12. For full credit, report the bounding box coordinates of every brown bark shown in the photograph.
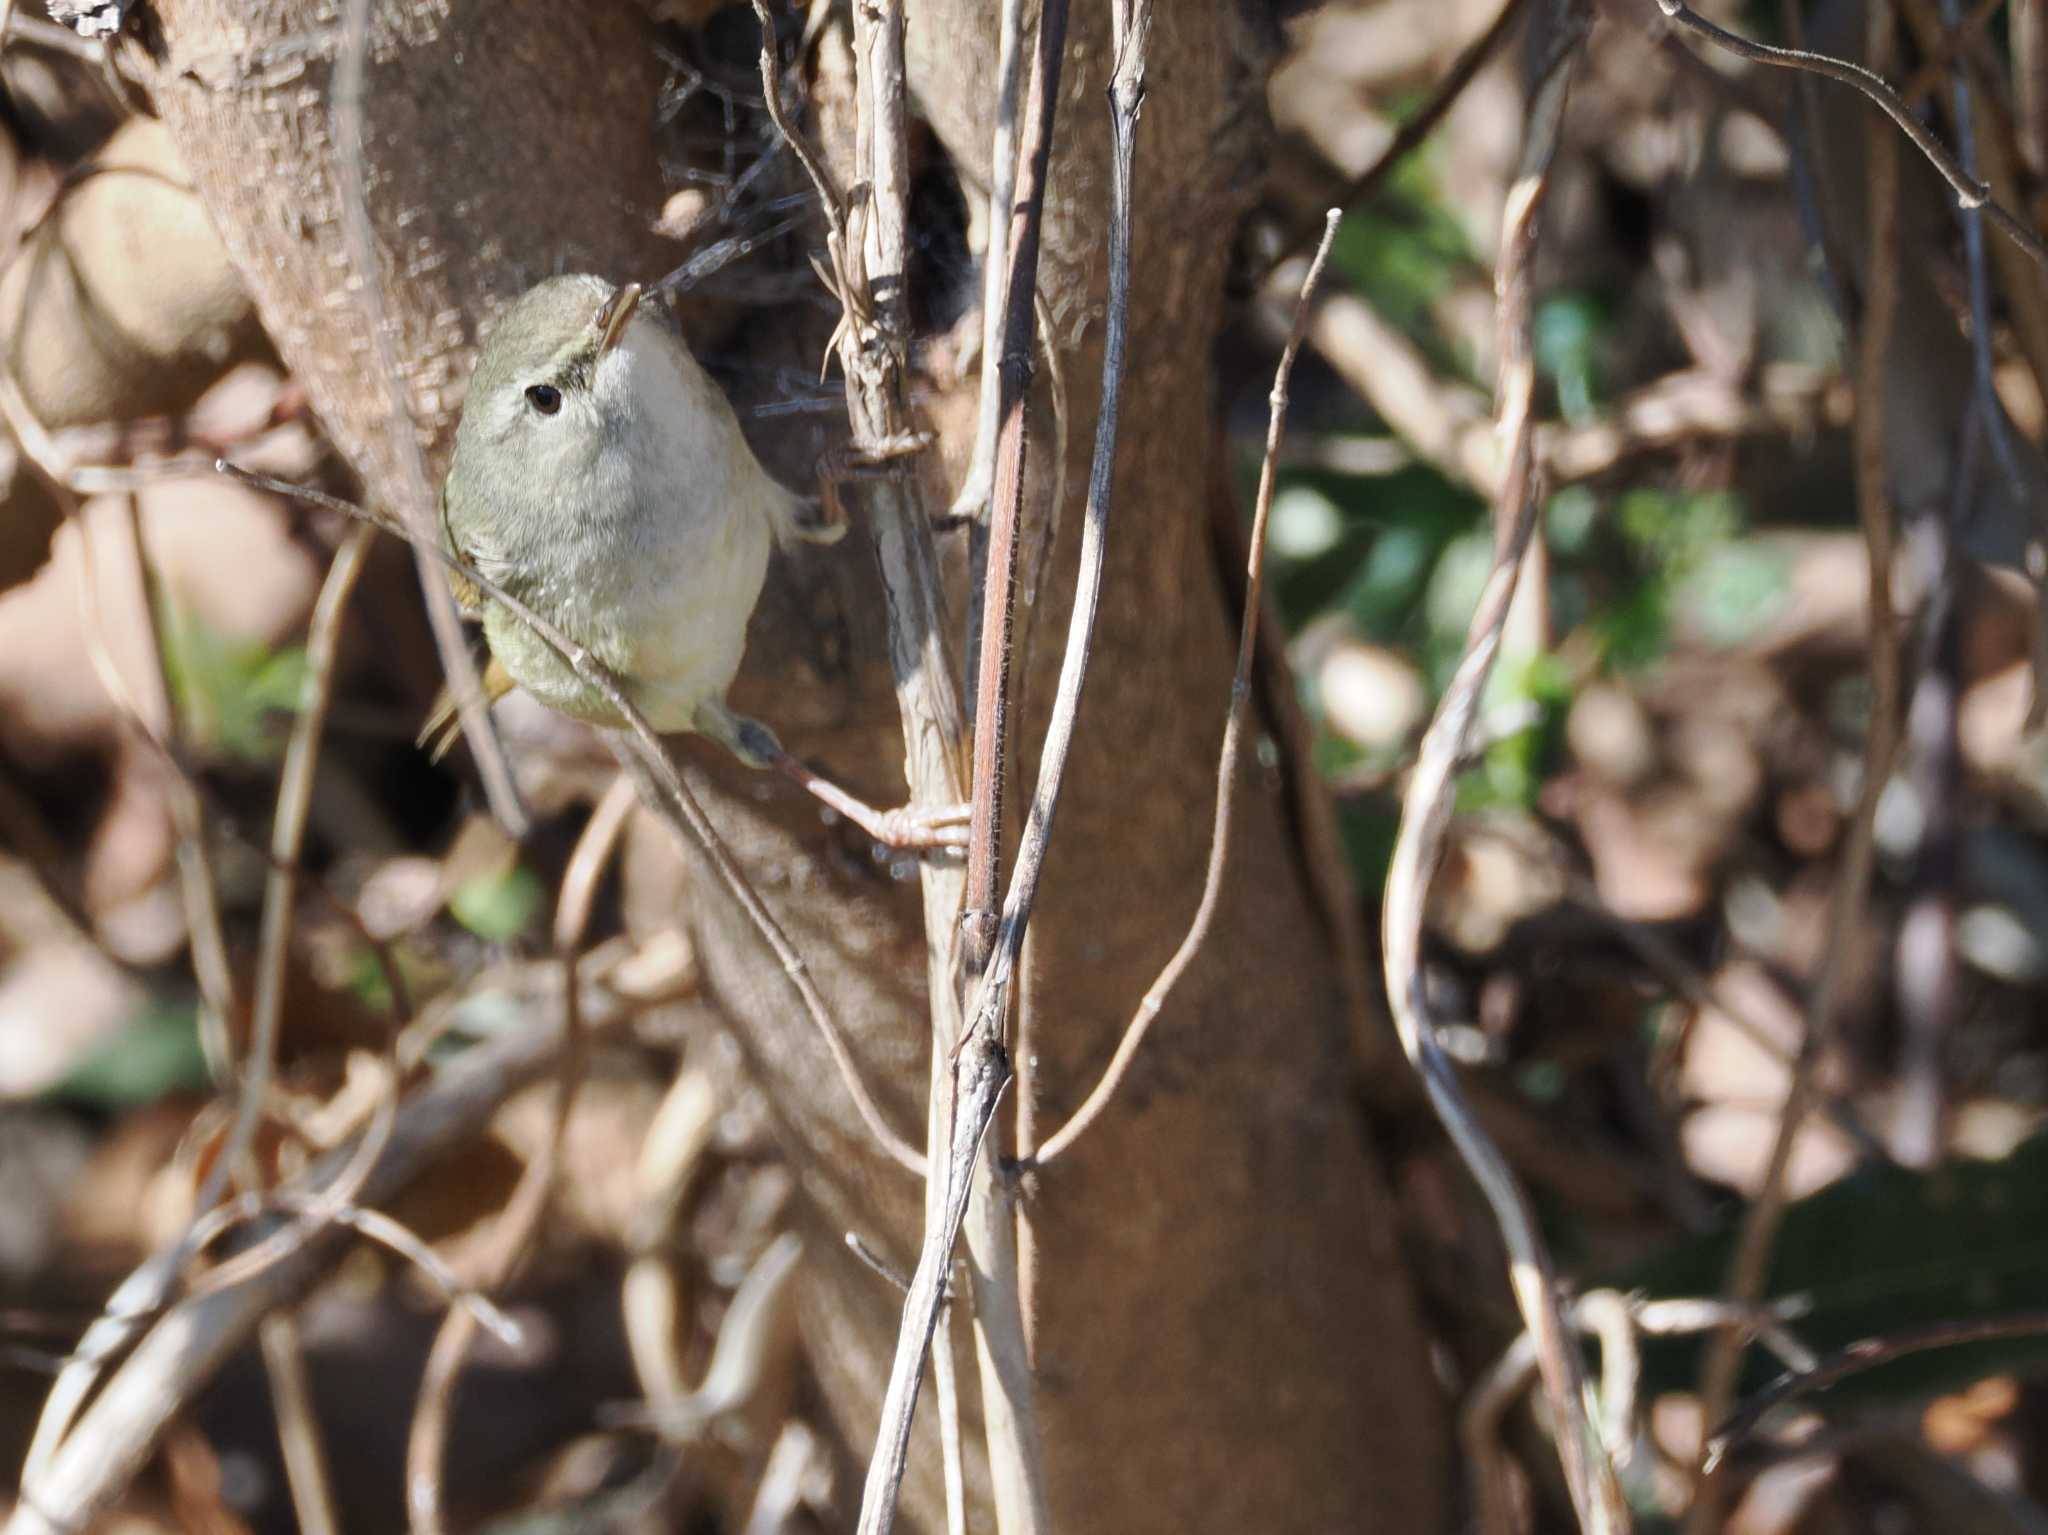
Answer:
[135,1,1451,1530]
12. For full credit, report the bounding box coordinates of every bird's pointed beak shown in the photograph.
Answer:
[596,282,643,359]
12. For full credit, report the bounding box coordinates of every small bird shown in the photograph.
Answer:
[426,274,964,848]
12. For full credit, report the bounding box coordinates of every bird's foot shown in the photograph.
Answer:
[697,702,969,853]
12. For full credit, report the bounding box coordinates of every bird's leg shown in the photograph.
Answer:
[694,702,970,852]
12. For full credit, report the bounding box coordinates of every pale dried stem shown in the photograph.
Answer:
[1683,14,1904,1529]
[1378,5,1630,1530]
[0,378,293,1489]
[934,1296,969,1535]
[1029,207,1343,1169]
[404,774,634,1535]
[207,524,376,1210]
[1466,1292,1817,1535]
[816,0,1054,1527]
[257,1313,340,1535]
[3,973,638,1535]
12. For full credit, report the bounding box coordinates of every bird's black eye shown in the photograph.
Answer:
[525,384,562,415]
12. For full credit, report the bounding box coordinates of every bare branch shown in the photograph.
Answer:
[1711,1311,2048,1462]
[257,1315,340,1535]
[947,0,1028,526]
[1029,207,1343,1169]
[1655,0,2048,278]
[1255,0,1528,283]
[1685,9,1906,1526]
[1377,4,1630,1528]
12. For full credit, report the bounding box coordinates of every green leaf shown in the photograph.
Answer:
[1533,292,1609,423]
[160,602,307,763]
[51,1003,210,1107]
[449,864,544,944]
[1613,1133,2048,1406]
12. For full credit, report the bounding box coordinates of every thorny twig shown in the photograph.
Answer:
[1378,4,1631,1530]
[1685,7,1906,1525]
[1028,209,1342,1169]
[218,461,926,1175]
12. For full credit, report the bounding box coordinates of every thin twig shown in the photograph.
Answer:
[811,0,1051,1528]
[963,0,1071,974]
[1378,4,1628,1530]
[1028,208,1342,1169]
[108,490,242,1085]
[257,1315,340,1535]
[857,0,1159,1529]
[1255,0,1530,284]
[1654,0,2048,277]
[1466,1291,1817,1535]
[934,1295,968,1535]
[1684,11,1905,1525]
[404,773,633,1535]
[947,0,1028,528]
[205,525,377,1210]
[1710,1311,2048,1462]
[333,0,527,836]
[220,459,926,1175]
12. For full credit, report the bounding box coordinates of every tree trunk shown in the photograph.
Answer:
[134,0,1452,1528]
